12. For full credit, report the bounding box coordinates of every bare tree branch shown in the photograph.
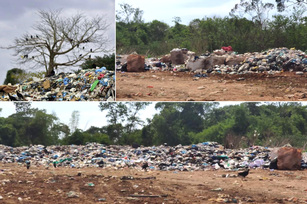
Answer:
[2,9,112,76]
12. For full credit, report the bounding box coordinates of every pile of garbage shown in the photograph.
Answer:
[0,142,305,171]
[0,68,115,101]
[116,47,307,75]
[201,47,307,75]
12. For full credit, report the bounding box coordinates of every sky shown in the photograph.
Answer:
[2,101,307,132]
[0,102,243,131]
[0,0,115,84]
[116,0,242,26]
[0,102,158,131]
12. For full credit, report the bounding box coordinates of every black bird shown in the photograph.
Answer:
[238,168,249,178]
[16,91,24,100]
[82,47,85,49]
[25,38,28,41]
[26,160,31,170]
[7,93,18,101]
[24,54,28,58]
[142,162,149,171]
[97,160,104,168]
[31,35,33,39]
[90,48,92,52]
[46,70,55,77]
[79,54,82,57]
[89,55,91,59]
[43,147,49,154]
[36,35,39,38]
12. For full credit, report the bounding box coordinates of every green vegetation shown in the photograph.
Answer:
[3,68,25,85]
[1,102,307,149]
[80,54,115,70]
[116,1,307,56]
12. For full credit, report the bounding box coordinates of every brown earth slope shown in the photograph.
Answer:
[116,71,307,101]
[1,163,307,203]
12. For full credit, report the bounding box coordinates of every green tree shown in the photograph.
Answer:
[0,118,18,146]
[4,68,25,85]
[99,102,150,143]
[6,104,62,146]
[80,54,115,70]
[149,102,219,146]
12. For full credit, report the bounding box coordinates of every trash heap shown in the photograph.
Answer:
[204,47,307,75]
[117,47,307,74]
[1,142,305,171]
[0,68,115,101]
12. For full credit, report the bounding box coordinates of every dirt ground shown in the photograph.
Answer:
[1,163,307,203]
[116,71,307,101]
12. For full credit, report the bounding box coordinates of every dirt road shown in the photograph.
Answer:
[116,71,307,101]
[1,163,307,203]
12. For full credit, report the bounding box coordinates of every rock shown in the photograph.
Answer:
[127,54,145,72]
[98,198,106,202]
[277,147,302,170]
[211,188,223,191]
[67,191,79,198]
[170,49,184,65]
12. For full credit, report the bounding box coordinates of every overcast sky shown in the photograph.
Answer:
[0,0,115,84]
[0,102,245,131]
[116,0,242,25]
[0,102,158,131]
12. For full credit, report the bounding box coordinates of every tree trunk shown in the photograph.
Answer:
[47,55,55,76]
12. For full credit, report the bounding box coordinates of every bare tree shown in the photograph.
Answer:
[116,3,144,23]
[69,110,80,134]
[229,0,274,28]
[276,0,307,12]
[3,10,111,76]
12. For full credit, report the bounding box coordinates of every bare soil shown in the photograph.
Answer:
[1,163,307,203]
[116,71,307,101]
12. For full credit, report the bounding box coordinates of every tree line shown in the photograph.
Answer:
[116,0,307,56]
[1,102,307,149]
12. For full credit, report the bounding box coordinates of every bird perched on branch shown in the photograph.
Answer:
[238,168,249,178]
